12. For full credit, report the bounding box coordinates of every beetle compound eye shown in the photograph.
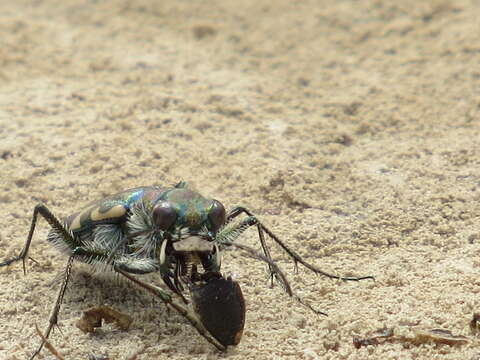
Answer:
[153,201,177,231]
[208,200,226,234]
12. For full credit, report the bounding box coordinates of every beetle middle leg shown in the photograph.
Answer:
[30,254,75,360]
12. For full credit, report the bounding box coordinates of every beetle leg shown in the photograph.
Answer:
[0,204,77,274]
[30,255,75,360]
[224,206,374,282]
[216,214,366,315]
[226,207,276,286]
[117,269,227,351]
[224,241,327,316]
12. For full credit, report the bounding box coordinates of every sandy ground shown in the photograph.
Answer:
[1,0,480,359]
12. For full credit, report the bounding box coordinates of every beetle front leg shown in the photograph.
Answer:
[117,269,227,351]
[222,241,328,316]
[226,207,276,286]
[224,206,374,282]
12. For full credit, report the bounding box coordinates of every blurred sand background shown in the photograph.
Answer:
[1,1,480,359]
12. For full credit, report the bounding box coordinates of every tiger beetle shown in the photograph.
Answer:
[0,182,373,358]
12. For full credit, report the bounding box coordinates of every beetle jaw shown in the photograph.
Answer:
[159,235,222,281]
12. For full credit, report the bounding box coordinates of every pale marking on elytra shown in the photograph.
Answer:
[91,205,126,222]
[69,212,84,231]
[69,205,126,231]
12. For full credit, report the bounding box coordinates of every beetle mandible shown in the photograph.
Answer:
[0,181,373,358]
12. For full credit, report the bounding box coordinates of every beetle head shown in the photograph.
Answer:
[153,188,226,238]
[152,188,226,281]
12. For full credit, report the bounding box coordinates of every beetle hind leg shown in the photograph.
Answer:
[0,204,76,274]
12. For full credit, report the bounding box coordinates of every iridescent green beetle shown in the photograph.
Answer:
[0,182,373,359]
